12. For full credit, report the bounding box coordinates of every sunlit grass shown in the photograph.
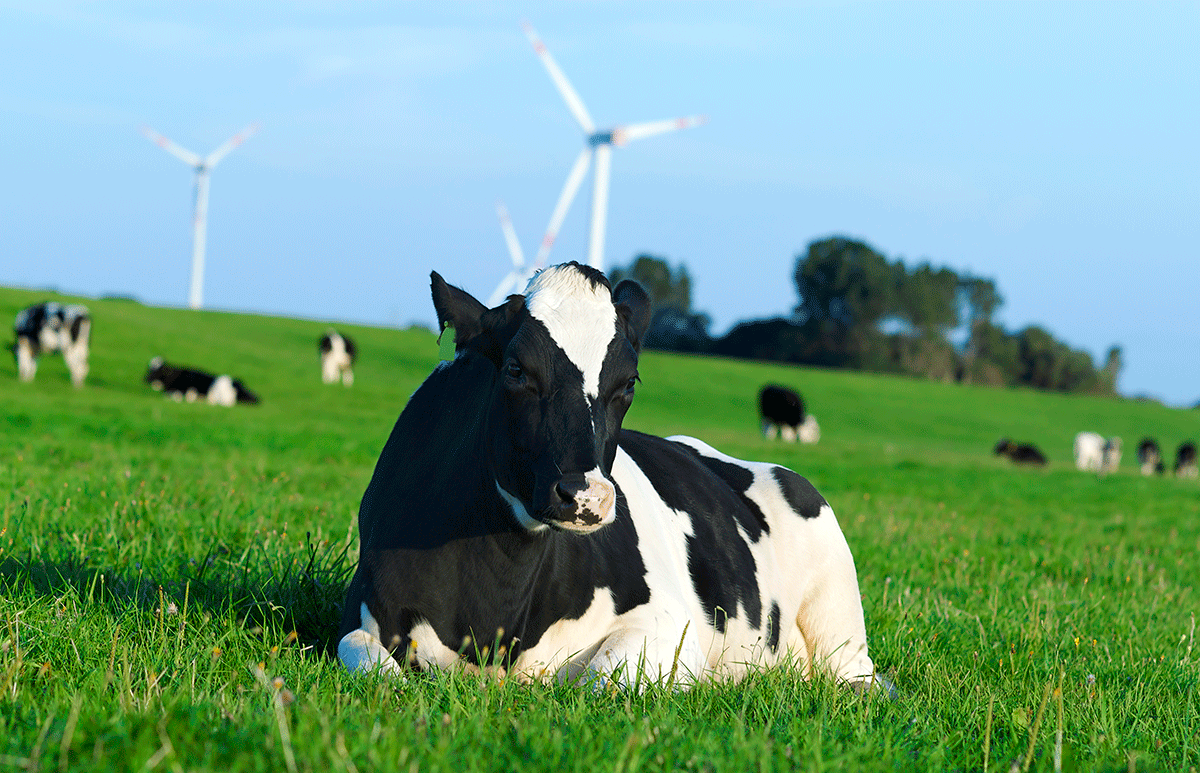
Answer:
[2,286,1199,771]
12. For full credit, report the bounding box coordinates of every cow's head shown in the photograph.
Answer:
[431,262,651,534]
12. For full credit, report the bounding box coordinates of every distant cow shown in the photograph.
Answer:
[338,262,887,693]
[1176,441,1198,479]
[144,357,259,407]
[759,385,819,444]
[993,438,1048,466]
[1075,432,1121,474]
[1137,438,1165,476]
[12,302,91,387]
[319,330,357,386]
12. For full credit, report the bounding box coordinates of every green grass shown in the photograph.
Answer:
[2,285,1199,772]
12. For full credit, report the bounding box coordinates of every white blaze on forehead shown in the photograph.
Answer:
[525,266,617,399]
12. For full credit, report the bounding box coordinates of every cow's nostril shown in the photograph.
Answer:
[554,475,588,504]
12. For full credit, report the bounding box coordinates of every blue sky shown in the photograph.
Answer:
[1,1,1197,403]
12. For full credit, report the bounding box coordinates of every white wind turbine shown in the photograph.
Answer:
[523,22,706,274]
[487,201,533,307]
[141,123,259,309]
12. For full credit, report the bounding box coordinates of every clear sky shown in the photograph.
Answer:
[2,1,1197,404]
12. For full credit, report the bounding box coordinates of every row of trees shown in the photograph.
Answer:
[611,238,1120,395]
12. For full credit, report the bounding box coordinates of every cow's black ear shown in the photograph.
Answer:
[431,272,488,348]
[613,279,652,352]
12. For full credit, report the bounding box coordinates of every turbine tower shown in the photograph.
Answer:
[523,22,705,273]
[141,123,259,309]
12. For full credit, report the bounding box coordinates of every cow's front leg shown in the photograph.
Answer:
[338,602,405,677]
[586,622,704,690]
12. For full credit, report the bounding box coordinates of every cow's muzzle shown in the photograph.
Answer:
[547,471,616,533]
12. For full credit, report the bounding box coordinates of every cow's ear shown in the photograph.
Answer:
[431,272,488,348]
[471,294,525,366]
[613,279,652,352]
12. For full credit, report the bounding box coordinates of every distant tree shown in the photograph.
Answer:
[793,237,900,329]
[958,276,1004,382]
[608,254,711,353]
[897,262,960,333]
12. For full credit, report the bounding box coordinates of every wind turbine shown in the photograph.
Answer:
[141,123,259,309]
[523,22,706,273]
[487,201,534,307]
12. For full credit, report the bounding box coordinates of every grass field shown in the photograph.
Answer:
[2,286,1199,772]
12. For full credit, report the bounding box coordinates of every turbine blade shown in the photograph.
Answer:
[535,148,593,268]
[521,21,595,134]
[496,201,526,269]
[141,125,203,167]
[486,269,525,308]
[613,115,708,146]
[205,122,260,168]
[587,144,612,272]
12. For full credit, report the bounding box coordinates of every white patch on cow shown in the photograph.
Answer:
[408,620,464,671]
[338,602,404,676]
[760,420,777,440]
[496,481,547,532]
[525,265,616,399]
[15,339,36,382]
[513,588,618,683]
[321,331,354,385]
[799,415,820,444]
[780,425,797,443]
[207,376,237,407]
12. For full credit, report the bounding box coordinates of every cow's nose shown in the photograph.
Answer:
[554,475,589,511]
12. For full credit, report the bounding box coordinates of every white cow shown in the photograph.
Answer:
[1075,432,1121,474]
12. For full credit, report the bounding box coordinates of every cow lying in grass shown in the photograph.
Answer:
[338,263,888,693]
[144,357,259,406]
[993,438,1048,466]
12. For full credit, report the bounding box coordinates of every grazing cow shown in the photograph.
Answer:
[11,301,91,387]
[144,357,259,406]
[759,385,818,444]
[319,330,357,386]
[1074,432,1121,473]
[993,438,1048,466]
[1137,438,1165,476]
[338,263,886,693]
[1176,441,1198,479]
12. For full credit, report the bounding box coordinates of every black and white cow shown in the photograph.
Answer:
[319,330,357,386]
[144,357,259,406]
[759,384,819,444]
[1137,438,1165,476]
[993,438,1048,466]
[1074,432,1121,474]
[338,263,885,692]
[12,302,91,387]
[1176,441,1198,479]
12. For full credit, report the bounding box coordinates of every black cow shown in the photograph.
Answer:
[338,263,887,692]
[1137,438,1165,476]
[144,357,259,406]
[1176,441,1198,479]
[759,384,819,443]
[319,330,357,386]
[12,301,91,387]
[994,438,1048,466]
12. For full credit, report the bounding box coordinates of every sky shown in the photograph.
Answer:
[1,1,1197,404]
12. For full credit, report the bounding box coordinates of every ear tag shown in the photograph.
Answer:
[437,322,456,361]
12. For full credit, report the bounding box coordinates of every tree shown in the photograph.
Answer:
[794,237,900,329]
[609,254,692,314]
[898,262,960,333]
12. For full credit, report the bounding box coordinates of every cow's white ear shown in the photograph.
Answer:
[613,279,652,352]
[431,272,488,347]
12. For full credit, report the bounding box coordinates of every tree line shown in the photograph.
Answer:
[610,237,1121,395]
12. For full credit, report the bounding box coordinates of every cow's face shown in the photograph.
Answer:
[432,263,651,534]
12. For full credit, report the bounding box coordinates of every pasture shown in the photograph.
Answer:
[2,286,1198,772]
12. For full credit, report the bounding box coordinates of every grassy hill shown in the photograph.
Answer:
[2,285,1198,771]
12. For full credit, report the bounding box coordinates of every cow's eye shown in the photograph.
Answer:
[504,361,525,384]
[623,374,639,396]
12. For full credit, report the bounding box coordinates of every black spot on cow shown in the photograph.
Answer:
[771,466,826,519]
[674,444,769,540]
[767,602,781,652]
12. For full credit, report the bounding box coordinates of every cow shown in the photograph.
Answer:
[338,263,888,694]
[319,330,357,386]
[1074,432,1121,474]
[1137,438,1165,476]
[993,438,1048,466]
[144,357,259,406]
[759,384,818,444]
[1176,441,1198,479]
[11,301,91,387]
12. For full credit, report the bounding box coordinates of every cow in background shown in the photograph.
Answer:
[759,384,819,444]
[145,357,259,407]
[319,330,357,386]
[1176,441,1198,479]
[1137,438,1165,476]
[993,438,1048,466]
[12,302,91,387]
[1075,432,1121,474]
